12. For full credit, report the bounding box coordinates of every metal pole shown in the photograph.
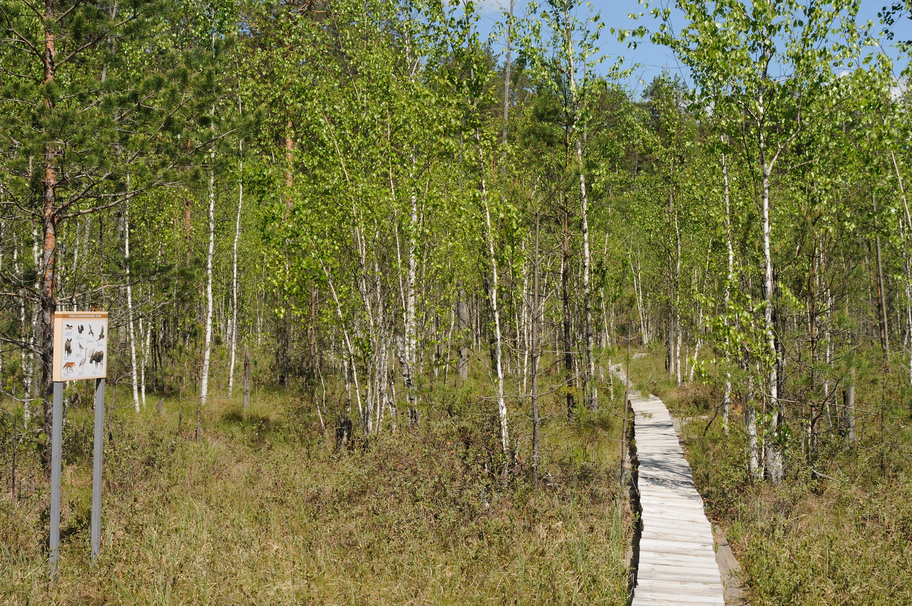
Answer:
[91,378,105,562]
[49,381,63,579]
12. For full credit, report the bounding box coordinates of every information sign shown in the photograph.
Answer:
[52,311,108,382]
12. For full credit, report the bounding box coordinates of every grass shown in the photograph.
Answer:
[0,371,631,605]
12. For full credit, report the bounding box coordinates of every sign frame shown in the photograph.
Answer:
[52,311,108,382]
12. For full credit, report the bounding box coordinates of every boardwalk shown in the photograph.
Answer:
[619,376,727,605]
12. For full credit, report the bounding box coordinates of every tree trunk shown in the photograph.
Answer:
[889,151,912,387]
[531,211,541,481]
[578,140,596,410]
[40,0,59,473]
[14,244,31,425]
[477,136,509,454]
[629,246,647,345]
[456,294,469,383]
[673,195,682,386]
[761,150,783,483]
[125,191,140,413]
[403,182,419,424]
[243,344,251,413]
[872,193,889,358]
[197,161,215,440]
[502,0,513,148]
[667,310,676,381]
[745,364,760,480]
[140,316,149,409]
[229,142,243,397]
[561,201,575,419]
[722,147,734,432]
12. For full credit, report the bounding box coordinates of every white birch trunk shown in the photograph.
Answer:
[14,244,26,420]
[198,161,215,438]
[674,203,682,386]
[564,12,596,410]
[761,148,782,483]
[228,145,243,397]
[890,151,912,387]
[404,185,418,422]
[521,259,530,396]
[125,191,140,412]
[320,257,365,429]
[722,148,734,432]
[140,316,149,409]
[746,369,760,480]
[578,143,596,409]
[629,246,647,345]
[27,224,40,413]
[478,138,509,453]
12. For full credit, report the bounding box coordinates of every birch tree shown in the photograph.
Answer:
[648,0,876,481]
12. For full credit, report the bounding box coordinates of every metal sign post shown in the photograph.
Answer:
[49,382,63,579]
[91,377,105,561]
[49,311,108,578]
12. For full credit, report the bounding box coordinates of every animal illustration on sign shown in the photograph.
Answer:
[90,350,104,369]
[78,325,84,334]
[80,350,90,370]
[88,325,94,336]
[64,338,72,356]
[63,362,75,373]
[65,324,73,331]
[98,326,105,341]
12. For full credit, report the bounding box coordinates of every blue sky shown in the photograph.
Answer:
[470,0,912,98]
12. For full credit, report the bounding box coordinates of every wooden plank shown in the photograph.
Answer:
[637,567,723,584]
[633,587,726,605]
[623,382,728,606]
[638,553,722,570]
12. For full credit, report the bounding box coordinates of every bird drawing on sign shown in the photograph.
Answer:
[80,349,89,370]
[98,326,105,341]
[88,325,94,336]
[65,324,73,331]
[78,342,84,350]
[78,325,84,334]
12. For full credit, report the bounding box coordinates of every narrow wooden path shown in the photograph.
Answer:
[615,366,726,605]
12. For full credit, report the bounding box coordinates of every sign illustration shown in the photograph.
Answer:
[52,311,108,381]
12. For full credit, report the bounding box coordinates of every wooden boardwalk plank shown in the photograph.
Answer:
[618,373,727,606]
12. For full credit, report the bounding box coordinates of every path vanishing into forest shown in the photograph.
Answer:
[613,362,734,605]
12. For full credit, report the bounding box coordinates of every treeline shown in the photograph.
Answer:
[1,0,911,483]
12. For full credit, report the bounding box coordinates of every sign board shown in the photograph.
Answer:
[52,311,108,381]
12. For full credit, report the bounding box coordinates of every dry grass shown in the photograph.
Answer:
[1,379,631,605]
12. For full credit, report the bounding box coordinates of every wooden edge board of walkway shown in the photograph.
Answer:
[612,365,728,606]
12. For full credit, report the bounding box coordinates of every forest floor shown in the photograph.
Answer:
[1,374,631,605]
[627,352,912,606]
